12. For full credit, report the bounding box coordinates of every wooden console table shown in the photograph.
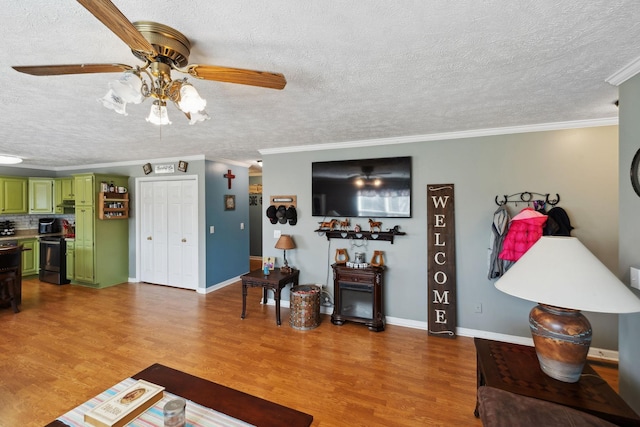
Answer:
[474,338,640,426]
[241,268,299,325]
[46,363,313,427]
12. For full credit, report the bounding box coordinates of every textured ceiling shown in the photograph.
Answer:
[1,1,638,169]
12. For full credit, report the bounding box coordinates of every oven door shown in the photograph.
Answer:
[39,237,68,284]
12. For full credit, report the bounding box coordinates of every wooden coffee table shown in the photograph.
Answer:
[241,268,299,325]
[474,337,640,426]
[46,363,313,427]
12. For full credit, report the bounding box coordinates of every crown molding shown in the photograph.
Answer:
[606,55,640,86]
[16,154,207,172]
[259,117,618,156]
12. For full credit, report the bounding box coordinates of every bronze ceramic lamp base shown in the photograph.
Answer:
[529,304,592,383]
[495,237,640,385]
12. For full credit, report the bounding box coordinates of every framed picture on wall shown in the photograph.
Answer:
[225,195,235,210]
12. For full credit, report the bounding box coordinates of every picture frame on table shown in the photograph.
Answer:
[178,160,188,173]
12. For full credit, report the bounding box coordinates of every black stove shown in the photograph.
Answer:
[39,236,69,285]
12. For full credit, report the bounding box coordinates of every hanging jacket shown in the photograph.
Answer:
[544,206,574,236]
[499,207,548,262]
[487,205,510,279]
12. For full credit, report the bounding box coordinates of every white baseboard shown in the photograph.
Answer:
[200,276,241,294]
[236,295,620,362]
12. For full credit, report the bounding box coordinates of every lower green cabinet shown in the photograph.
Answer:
[19,238,39,276]
[66,239,75,281]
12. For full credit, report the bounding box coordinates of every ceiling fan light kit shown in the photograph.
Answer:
[11,1,286,126]
[146,100,172,126]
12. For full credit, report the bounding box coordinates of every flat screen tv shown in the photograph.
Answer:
[312,156,412,218]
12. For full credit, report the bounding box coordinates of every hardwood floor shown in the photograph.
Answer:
[1,276,618,426]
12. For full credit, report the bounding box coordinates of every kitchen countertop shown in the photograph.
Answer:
[0,230,66,241]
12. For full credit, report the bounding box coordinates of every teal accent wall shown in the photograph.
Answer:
[618,73,640,413]
[205,161,250,286]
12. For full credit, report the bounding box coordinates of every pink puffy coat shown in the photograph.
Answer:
[499,208,548,262]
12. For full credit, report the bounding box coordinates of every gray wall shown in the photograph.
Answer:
[618,73,640,412]
[262,125,620,349]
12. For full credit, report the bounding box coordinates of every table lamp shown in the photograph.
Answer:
[495,236,640,383]
[275,234,296,273]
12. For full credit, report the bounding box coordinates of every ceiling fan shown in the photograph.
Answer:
[349,166,390,188]
[12,0,286,124]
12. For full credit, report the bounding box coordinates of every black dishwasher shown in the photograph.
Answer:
[39,236,69,285]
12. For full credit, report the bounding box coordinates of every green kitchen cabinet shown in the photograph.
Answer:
[74,205,94,282]
[0,177,28,214]
[72,173,129,288]
[54,178,63,214]
[61,178,74,200]
[66,239,74,281]
[54,178,75,214]
[74,175,94,206]
[19,237,39,276]
[29,178,54,214]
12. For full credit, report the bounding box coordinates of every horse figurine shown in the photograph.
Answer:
[339,218,350,231]
[318,219,338,230]
[368,218,382,233]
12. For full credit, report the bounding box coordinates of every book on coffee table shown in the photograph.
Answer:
[84,379,164,427]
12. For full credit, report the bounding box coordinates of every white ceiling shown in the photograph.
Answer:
[1,1,638,169]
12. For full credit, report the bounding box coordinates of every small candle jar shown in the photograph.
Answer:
[163,398,186,427]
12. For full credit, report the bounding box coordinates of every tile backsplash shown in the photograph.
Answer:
[1,214,75,230]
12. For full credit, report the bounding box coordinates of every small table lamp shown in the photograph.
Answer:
[275,234,296,273]
[495,236,640,383]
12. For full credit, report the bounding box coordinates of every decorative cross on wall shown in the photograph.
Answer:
[224,169,236,189]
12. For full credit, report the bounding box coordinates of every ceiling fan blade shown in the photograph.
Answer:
[12,64,133,76]
[186,64,286,90]
[76,0,156,56]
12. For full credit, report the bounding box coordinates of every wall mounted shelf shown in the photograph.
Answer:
[314,229,406,244]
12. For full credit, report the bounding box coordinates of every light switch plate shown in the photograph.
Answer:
[274,230,281,238]
[631,267,640,290]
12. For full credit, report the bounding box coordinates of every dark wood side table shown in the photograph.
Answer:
[474,337,640,426]
[241,268,299,325]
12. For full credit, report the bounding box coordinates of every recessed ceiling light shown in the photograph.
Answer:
[0,155,23,165]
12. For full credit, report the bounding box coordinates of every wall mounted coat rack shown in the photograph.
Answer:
[494,191,560,207]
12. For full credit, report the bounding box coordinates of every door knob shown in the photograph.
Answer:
[147,236,152,240]
[182,238,187,242]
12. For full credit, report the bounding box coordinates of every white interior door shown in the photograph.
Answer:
[139,178,198,289]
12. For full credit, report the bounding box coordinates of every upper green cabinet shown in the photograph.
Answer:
[61,178,74,201]
[29,178,54,214]
[0,177,28,214]
[74,175,94,206]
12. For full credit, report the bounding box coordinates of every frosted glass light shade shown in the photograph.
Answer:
[495,236,640,313]
[187,109,210,125]
[178,84,206,113]
[98,89,127,115]
[146,101,171,125]
[110,71,144,104]
[0,155,23,164]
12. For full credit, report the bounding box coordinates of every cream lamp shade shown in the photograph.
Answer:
[495,236,640,383]
[495,236,640,313]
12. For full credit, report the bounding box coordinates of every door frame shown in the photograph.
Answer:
[135,175,200,289]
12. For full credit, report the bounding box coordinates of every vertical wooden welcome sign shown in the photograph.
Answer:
[427,184,457,337]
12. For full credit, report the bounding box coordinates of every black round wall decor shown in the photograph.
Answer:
[631,148,640,197]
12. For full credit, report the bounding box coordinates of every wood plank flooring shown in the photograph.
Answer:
[0,276,618,427]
